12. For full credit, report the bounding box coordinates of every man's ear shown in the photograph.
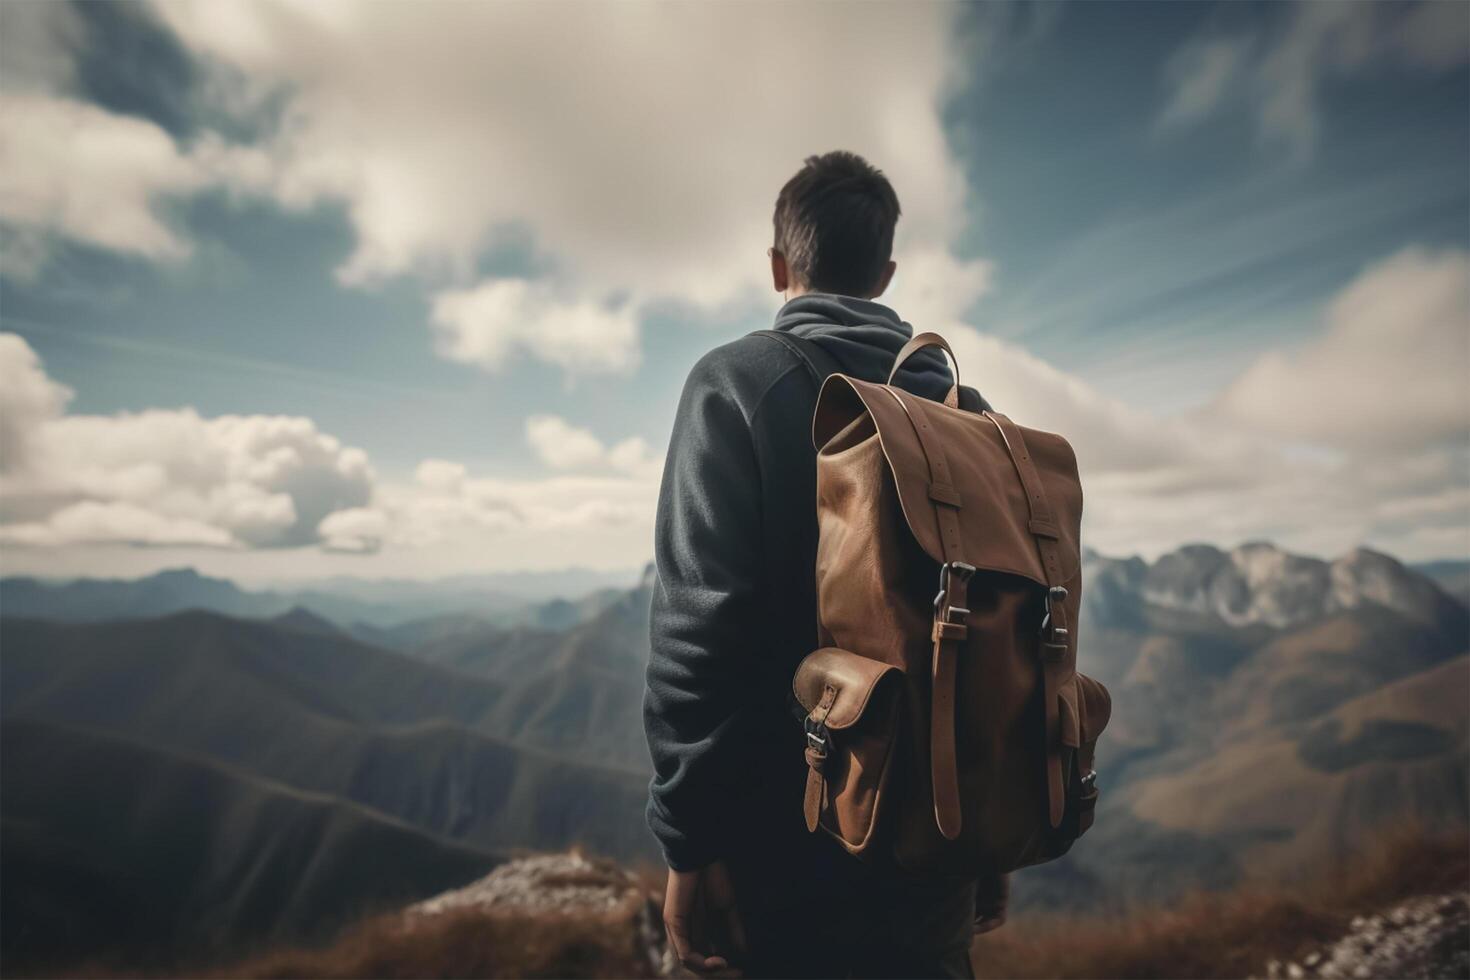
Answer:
[872,260,897,298]
[769,248,789,293]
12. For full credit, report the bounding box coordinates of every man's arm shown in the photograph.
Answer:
[643,351,763,872]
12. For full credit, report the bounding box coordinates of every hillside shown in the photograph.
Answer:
[400,574,655,771]
[1,720,501,973]
[3,540,1466,971]
[0,614,656,862]
[1415,559,1470,607]
[1016,545,1469,910]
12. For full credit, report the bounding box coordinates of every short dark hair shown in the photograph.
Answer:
[773,151,901,297]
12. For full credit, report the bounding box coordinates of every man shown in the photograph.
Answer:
[644,151,998,979]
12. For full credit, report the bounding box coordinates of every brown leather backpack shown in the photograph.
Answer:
[789,331,1111,876]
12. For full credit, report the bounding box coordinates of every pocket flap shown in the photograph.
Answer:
[793,647,902,730]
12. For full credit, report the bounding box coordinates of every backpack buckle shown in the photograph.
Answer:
[1040,585,1069,642]
[804,715,828,750]
[933,561,977,615]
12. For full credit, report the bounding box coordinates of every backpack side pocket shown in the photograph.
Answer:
[1027,670,1112,865]
[793,648,905,856]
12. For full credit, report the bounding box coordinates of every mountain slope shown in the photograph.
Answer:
[0,614,656,861]
[1015,543,1469,909]
[1,720,501,971]
[407,578,655,772]
[1129,655,1470,876]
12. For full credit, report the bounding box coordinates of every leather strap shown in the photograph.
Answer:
[887,386,968,840]
[886,390,964,560]
[984,411,1070,828]
[888,331,960,409]
[928,589,968,841]
[753,329,843,389]
[803,684,838,833]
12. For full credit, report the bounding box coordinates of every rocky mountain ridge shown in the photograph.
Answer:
[1087,542,1464,632]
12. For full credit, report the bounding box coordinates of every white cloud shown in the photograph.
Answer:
[0,332,72,469]
[1212,248,1470,452]
[317,506,388,554]
[135,0,977,375]
[0,501,234,548]
[150,2,970,295]
[0,333,375,549]
[4,2,992,377]
[0,90,276,273]
[525,415,607,471]
[876,248,1234,482]
[0,92,202,262]
[431,279,640,377]
[608,437,658,477]
[525,414,662,478]
[3,236,1465,570]
[1159,3,1469,160]
[901,248,1469,563]
[371,462,659,556]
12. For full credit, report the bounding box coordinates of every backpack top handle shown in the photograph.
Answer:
[888,331,960,409]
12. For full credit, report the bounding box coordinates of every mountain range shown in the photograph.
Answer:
[1,542,1465,969]
[0,566,636,630]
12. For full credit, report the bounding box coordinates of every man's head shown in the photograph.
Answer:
[770,150,901,301]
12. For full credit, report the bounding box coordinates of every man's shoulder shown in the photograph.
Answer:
[685,332,810,416]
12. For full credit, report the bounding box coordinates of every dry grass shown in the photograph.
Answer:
[44,829,1466,979]
[972,827,1470,979]
[214,904,658,980]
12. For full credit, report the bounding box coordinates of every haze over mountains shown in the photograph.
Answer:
[1,542,1465,969]
[0,566,638,630]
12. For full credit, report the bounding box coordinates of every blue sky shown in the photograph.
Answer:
[1,1,1466,581]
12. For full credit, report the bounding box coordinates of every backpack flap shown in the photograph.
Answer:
[793,648,905,855]
[813,373,1083,591]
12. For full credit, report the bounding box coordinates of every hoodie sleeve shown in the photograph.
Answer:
[643,352,763,871]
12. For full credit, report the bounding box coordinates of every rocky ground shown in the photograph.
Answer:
[410,850,674,976]
[1262,892,1469,980]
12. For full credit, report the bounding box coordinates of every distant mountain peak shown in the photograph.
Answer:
[149,567,209,582]
[271,607,339,635]
[1130,541,1457,629]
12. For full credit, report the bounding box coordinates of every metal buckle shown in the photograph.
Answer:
[933,561,977,615]
[1039,585,1069,641]
[1080,769,1098,791]
[804,716,828,752]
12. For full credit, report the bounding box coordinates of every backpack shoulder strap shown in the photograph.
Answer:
[757,329,993,414]
[752,329,843,389]
[957,384,991,414]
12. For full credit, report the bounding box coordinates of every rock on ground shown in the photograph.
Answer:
[1263,892,1470,980]
[409,851,674,976]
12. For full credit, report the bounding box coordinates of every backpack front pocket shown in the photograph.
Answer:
[792,647,905,855]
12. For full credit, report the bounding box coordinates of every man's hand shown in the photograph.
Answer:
[662,861,747,977]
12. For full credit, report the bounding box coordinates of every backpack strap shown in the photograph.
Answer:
[985,410,1071,830]
[759,327,991,413]
[889,331,960,408]
[752,329,843,389]
[886,386,971,842]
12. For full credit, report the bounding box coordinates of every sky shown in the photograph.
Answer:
[0,0,1467,584]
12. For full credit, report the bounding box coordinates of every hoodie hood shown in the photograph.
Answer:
[771,292,953,400]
